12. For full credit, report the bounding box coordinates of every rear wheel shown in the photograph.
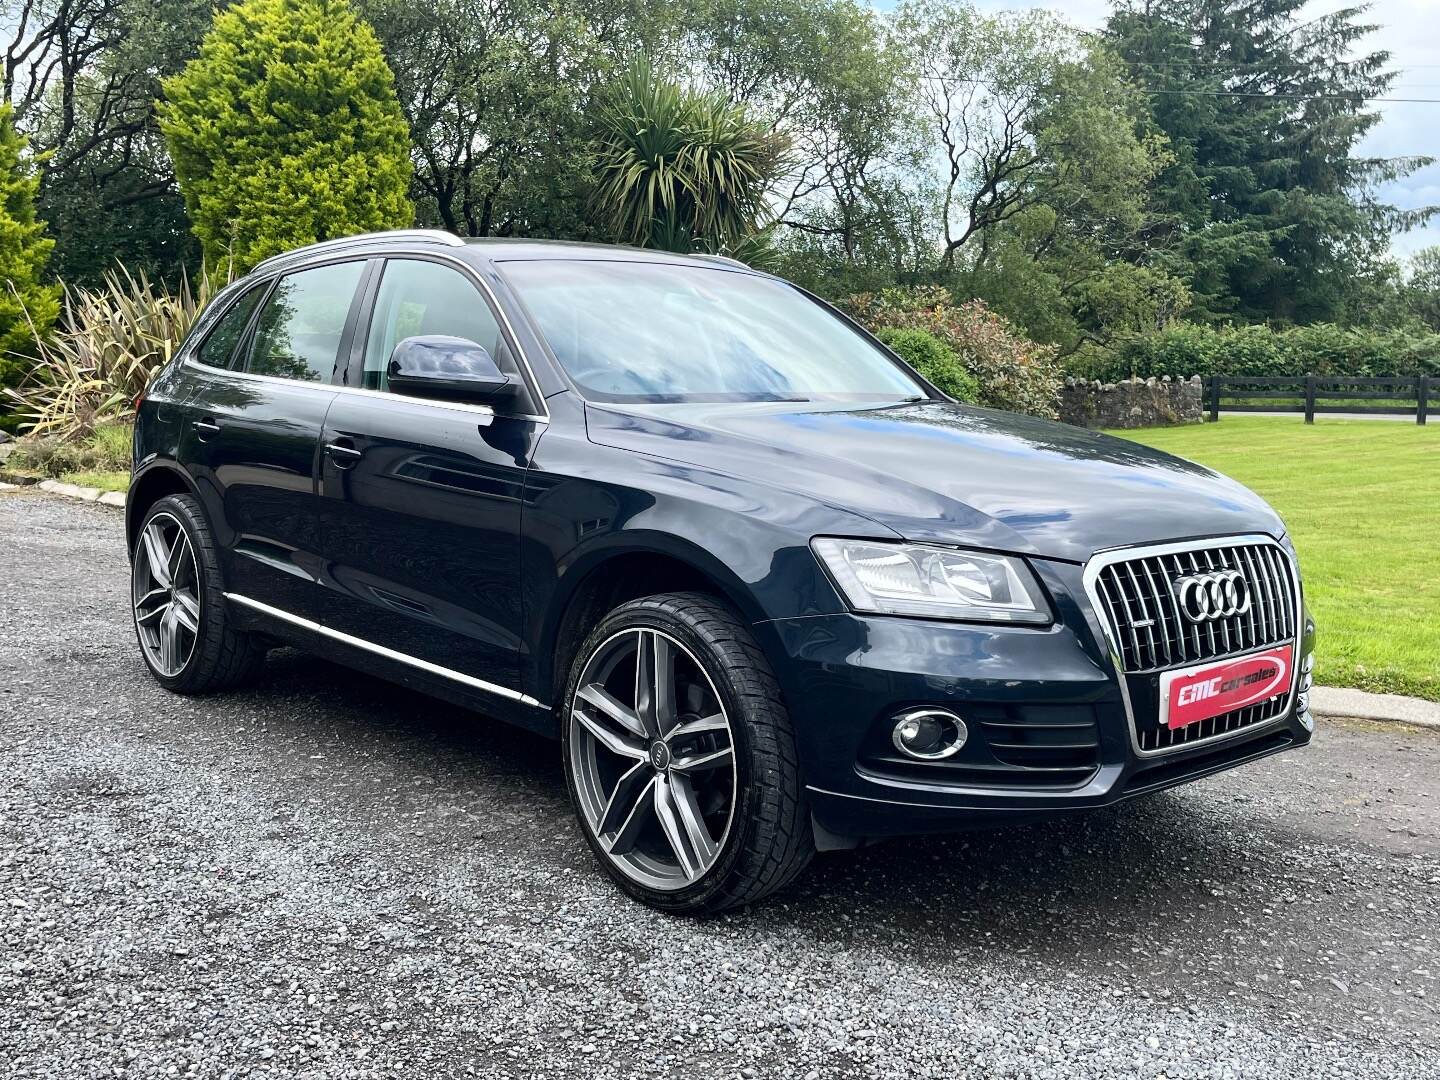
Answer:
[561,592,813,913]
[131,494,265,693]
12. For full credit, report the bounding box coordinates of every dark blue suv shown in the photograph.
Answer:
[127,230,1316,913]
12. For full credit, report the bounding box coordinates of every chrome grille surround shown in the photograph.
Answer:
[1082,534,1303,759]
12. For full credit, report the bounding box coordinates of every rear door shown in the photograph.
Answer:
[181,258,369,621]
[316,256,544,697]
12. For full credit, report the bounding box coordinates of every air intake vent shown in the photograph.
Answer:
[1137,694,1291,754]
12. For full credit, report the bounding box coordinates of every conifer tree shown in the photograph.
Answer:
[0,105,60,431]
[159,0,414,271]
[1107,0,1431,323]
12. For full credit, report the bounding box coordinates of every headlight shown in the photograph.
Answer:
[811,538,1051,624]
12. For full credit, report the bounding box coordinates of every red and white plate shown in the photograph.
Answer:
[1158,645,1293,731]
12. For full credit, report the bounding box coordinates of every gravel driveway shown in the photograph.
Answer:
[2,490,1437,1079]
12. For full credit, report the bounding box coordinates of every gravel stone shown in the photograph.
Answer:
[1,490,1437,1077]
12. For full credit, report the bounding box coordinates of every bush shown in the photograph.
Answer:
[1070,322,1440,382]
[875,327,979,403]
[847,287,1062,418]
[160,0,413,271]
[4,267,220,438]
[9,423,132,478]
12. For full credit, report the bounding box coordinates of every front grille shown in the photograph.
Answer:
[1094,541,1298,673]
[1089,538,1300,756]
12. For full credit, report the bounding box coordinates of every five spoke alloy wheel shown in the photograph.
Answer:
[132,511,201,678]
[568,627,737,891]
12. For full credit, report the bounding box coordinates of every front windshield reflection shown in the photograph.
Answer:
[500,259,924,404]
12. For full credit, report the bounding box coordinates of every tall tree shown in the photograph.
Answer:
[358,0,672,240]
[2,0,213,285]
[686,0,927,281]
[0,104,60,432]
[159,0,413,271]
[886,1,1181,349]
[1107,0,1434,324]
[1403,247,1440,333]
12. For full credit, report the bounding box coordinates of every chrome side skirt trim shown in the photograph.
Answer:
[224,592,546,709]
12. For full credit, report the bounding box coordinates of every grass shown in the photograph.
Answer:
[6,422,131,480]
[58,470,129,493]
[1107,417,1440,702]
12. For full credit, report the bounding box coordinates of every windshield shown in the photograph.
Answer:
[499,259,925,404]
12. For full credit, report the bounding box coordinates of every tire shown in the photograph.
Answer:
[130,493,265,693]
[561,591,813,914]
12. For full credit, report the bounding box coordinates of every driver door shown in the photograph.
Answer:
[315,256,544,695]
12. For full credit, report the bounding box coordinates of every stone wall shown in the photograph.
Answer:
[1058,375,1204,429]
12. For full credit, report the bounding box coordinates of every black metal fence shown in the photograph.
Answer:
[1205,375,1431,424]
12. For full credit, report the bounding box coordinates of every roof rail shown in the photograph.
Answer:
[251,229,463,274]
[691,253,751,270]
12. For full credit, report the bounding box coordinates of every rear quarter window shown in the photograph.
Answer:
[195,284,266,369]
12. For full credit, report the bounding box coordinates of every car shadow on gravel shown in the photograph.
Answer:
[239,648,1286,967]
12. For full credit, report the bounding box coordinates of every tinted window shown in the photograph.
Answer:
[500,260,923,404]
[362,259,504,391]
[246,261,365,382]
[196,284,265,369]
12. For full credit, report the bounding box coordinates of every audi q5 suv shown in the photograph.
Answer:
[127,230,1316,913]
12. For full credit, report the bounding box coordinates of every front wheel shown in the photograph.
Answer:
[561,592,813,914]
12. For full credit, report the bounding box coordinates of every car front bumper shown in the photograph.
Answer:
[760,559,1316,842]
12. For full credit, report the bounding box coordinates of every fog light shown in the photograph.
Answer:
[891,708,967,760]
[1296,689,1310,715]
[1298,708,1315,733]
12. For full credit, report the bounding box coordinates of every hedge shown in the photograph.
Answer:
[1069,322,1440,382]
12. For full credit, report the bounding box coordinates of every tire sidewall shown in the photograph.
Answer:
[561,599,765,913]
[131,494,214,692]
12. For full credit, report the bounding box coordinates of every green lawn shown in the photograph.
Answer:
[1107,417,1439,702]
[59,470,129,493]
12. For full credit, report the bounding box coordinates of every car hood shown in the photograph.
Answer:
[584,398,1284,564]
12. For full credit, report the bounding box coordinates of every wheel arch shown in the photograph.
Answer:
[538,534,767,709]
[125,461,197,557]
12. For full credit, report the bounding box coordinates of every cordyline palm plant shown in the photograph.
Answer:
[5,266,226,439]
[592,58,783,256]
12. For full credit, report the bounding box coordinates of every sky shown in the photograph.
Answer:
[923,0,1440,262]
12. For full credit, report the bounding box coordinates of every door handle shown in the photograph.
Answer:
[324,440,363,469]
[192,418,220,441]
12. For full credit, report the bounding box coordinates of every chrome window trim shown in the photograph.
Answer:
[1081,533,1302,759]
[182,356,549,424]
[225,592,546,708]
[181,248,550,424]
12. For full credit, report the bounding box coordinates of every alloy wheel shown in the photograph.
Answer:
[132,512,201,678]
[569,627,737,891]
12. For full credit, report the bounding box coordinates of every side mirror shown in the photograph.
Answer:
[387,335,516,402]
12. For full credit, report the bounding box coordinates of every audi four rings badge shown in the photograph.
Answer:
[1173,569,1252,622]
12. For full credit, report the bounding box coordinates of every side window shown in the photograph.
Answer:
[196,284,265,369]
[362,259,505,391]
[245,261,366,382]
